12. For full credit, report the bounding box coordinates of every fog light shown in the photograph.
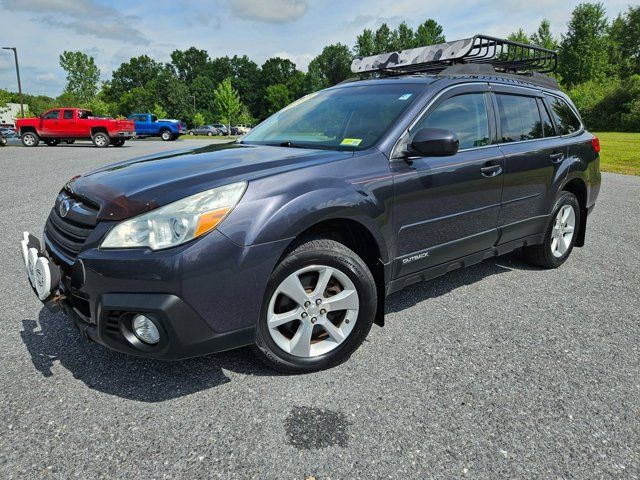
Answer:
[132,314,160,344]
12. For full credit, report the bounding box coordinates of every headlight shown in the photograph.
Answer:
[101,182,247,250]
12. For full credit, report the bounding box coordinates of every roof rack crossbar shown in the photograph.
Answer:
[351,34,557,76]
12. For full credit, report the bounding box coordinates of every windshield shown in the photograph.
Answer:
[243,83,423,150]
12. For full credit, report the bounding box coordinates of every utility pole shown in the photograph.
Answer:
[2,47,24,118]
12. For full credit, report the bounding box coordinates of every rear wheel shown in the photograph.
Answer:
[21,132,39,147]
[92,132,110,148]
[253,239,377,373]
[160,130,172,141]
[522,191,580,268]
[0,135,7,147]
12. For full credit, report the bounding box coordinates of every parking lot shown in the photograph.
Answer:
[0,140,638,479]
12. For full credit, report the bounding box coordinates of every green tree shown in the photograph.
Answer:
[265,84,291,116]
[373,23,394,53]
[354,28,376,56]
[213,78,242,132]
[0,88,10,108]
[306,43,353,91]
[59,51,100,103]
[609,7,640,77]
[193,112,206,127]
[104,55,163,104]
[393,22,415,50]
[414,19,445,47]
[170,47,210,85]
[152,103,168,118]
[530,19,559,51]
[507,28,531,45]
[262,57,297,87]
[559,2,610,87]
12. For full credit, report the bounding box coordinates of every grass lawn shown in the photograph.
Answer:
[595,132,640,176]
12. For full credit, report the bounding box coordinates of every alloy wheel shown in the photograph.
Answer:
[267,265,359,358]
[551,204,576,258]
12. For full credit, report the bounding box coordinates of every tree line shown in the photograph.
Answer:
[1,2,638,131]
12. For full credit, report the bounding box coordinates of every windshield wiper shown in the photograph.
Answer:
[279,141,307,148]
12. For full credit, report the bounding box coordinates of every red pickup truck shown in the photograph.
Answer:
[16,108,136,148]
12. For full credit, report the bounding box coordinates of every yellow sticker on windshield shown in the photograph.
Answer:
[340,138,362,147]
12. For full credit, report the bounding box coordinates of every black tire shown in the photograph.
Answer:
[207,132,213,136]
[65,140,75,144]
[44,138,59,147]
[92,132,110,148]
[21,132,39,147]
[112,139,125,147]
[253,239,377,373]
[522,191,580,269]
[160,130,172,141]
[0,135,7,147]
[189,131,194,136]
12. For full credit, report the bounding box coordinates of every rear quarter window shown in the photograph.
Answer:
[546,95,582,135]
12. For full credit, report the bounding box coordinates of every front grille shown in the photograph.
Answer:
[45,191,99,263]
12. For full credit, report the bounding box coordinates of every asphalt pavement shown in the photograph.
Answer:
[0,140,638,479]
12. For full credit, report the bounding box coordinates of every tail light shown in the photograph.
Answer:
[591,136,600,153]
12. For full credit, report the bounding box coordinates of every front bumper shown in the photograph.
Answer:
[22,228,290,360]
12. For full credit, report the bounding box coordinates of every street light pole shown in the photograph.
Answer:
[2,47,24,118]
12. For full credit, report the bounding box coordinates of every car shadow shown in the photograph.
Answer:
[20,251,538,403]
[20,308,276,403]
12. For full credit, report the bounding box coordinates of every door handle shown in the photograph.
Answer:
[480,164,502,177]
[549,152,565,163]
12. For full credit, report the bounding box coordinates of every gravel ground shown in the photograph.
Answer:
[0,141,638,479]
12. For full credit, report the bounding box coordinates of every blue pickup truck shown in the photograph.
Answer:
[127,114,183,141]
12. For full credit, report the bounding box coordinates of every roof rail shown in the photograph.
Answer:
[351,34,557,76]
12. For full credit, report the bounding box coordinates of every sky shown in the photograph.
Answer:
[0,0,637,97]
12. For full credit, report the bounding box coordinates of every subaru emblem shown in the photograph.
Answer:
[59,199,71,218]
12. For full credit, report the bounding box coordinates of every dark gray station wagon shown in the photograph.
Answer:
[21,36,600,372]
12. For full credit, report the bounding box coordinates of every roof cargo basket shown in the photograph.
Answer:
[351,34,557,76]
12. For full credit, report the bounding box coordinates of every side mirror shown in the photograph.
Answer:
[410,128,459,157]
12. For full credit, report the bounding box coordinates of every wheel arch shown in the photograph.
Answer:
[90,126,108,136]
[277,217,387,327]
[19,126,37,136]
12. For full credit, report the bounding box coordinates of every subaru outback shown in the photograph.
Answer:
[20,35,600,373]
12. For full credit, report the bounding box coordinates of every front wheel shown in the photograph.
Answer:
[0,136,7,147]
[160,130,172,141]
[21,132,39,147]
[253,239,377,373]
[92,132,110,148]
[522,191,580,268]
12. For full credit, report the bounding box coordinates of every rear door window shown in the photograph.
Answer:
[546,95,581,135]
[495,94,543,142]
[63,110,74,120]
[413,93,490,150]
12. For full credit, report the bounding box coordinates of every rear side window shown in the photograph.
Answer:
[496,94,542,142]
[63,110,74,120]
[413,93,490,150]
[546,95,581,135]
[537,98,555,137]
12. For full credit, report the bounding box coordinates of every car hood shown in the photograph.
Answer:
[67,142,354,221]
